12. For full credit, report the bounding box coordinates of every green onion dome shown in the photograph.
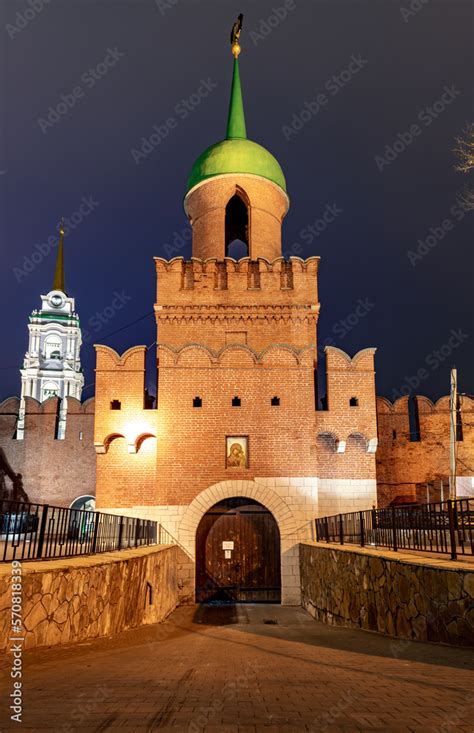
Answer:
[186,58,287,195]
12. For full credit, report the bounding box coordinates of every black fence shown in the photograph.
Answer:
[0,499,174,562]
[315,498,474,560]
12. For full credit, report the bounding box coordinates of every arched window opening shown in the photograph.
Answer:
[43,381,59,400]
[70,495,95,512]
[44,336,62,360]
[225,194,248,258]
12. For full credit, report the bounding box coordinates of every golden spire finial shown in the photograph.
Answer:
[230,13,243,58]
[53,218,66,293]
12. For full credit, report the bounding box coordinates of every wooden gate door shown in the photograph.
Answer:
[195,497,281,603]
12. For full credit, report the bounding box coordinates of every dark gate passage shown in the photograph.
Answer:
[196,497,281,603]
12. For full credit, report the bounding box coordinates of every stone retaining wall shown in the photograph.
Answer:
[0,545,178,650]
[300,542,474,646]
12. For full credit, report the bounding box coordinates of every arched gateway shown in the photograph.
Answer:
[196,497,281,603]
[177,479,302,606]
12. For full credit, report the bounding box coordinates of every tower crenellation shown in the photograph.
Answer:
[154,256,320,352]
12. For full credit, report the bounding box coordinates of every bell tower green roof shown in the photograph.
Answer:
[186,55,287,195]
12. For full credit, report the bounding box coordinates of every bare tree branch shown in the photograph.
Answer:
[453,122,474,210]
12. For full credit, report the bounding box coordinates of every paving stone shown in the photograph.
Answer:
[0,604,473,732]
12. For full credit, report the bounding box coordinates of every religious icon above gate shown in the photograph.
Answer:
[226,437,248,468]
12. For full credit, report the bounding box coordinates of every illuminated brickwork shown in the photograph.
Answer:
[376,395,474,506]
[93,174,379,521]
[0,396,95,506]
[91,56,381,603]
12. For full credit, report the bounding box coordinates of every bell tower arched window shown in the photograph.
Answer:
[225,193,249,258]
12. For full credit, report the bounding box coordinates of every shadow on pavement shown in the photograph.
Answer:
[193,602,239,626]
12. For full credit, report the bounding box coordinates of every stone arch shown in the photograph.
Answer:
[346,432,369,451]
[178,480,298,558]
[316,431,341,452]
[175,344,214,367]
[178,480,301,605]
[259,344,299,366]
[95,432,126,454]
[218,344,257,367]
[128,432,156,453]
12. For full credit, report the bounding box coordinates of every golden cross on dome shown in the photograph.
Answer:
[230,13,243,58]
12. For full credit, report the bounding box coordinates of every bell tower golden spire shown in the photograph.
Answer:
[52,218,66,293]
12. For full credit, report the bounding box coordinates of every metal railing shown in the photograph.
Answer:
[315,498,474,560]
[0,499,174,562]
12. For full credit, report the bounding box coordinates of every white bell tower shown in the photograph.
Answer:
[17,222,84,440]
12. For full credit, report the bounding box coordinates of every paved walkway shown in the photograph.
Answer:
[1,604,473,732]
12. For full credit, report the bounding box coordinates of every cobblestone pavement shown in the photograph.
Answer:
[1,604,473,732]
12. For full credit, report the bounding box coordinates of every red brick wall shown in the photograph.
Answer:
[0,396,95,507]
[94,248,380,508]
[154,345,317,505]
[315,347,378,480]
[184,175,289,261]
[93,345,158,508]
[154,256,320,351]
[93,174,378,510]
[376,395,474,506]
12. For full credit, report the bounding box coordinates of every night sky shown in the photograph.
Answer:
[1,0,472,403]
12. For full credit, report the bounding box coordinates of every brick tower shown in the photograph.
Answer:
[94,36,379,604]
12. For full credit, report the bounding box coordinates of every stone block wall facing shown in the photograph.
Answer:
[0,545,178,651]
[300,542,474,647]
